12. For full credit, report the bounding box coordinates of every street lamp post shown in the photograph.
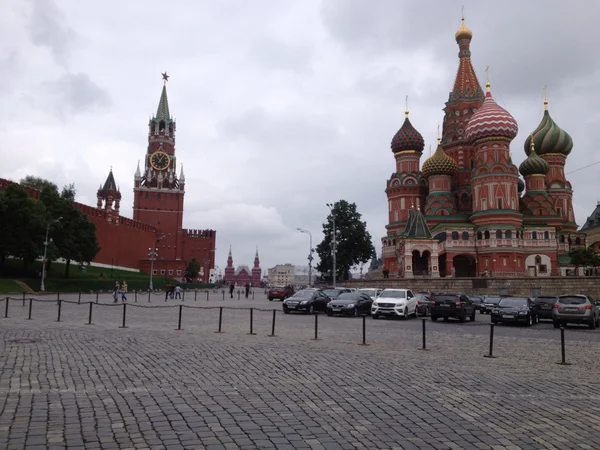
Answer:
[148,248,158,290]
[40,217,62,292]
[326,203,338,288]
[297,228,314,287]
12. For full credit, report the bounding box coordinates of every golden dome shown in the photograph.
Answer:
[455,18,473,41]
[422,144,459,178]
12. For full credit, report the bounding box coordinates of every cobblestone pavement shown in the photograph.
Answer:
[1,292,600,449]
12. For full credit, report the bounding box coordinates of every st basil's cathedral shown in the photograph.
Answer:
[381,18,586,278]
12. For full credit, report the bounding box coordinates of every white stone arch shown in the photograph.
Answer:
[525,254,551,277]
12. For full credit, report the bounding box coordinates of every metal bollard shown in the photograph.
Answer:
[207,291,209,302]
[269,310,277,337]
[135,291,138,303]
[248,308,256,335]
[57,292,60,302]
[176,304,183,330]
[22,292,26,306]
[484,324,496,358]
[312,313,320,340]
[182,290,185,301]
[4,297,8,318]
[557,327,572,365]
[28,298,33,320]
[78,292,81,304]
[420,318,428,351]
[148,291,151,302]
[96,291,99,304]
[119,303,128,328]
[215,307,223,333]
[86,302,93,325]
[252,290,255,300]
[359,315,368,346]
[222,290,224,301]
[194,290,197,301]
[57,299,62,322]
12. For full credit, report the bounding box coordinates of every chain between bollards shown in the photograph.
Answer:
[86,302,93,325]
[269,310,277,337]
[57,299,62,322]
[248,308,256,335]
[27,298,33,320]
[557,327,572,365]
[119,303,128,328]
[176,304,183,330]
[359,314,368,346]
[215,306,223,333]
[312,313,319,340]
[420,318,428,351]
[484,324,496,358]
[4,297,8,318]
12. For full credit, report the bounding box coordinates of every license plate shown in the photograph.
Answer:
[383,311,394,314]
[440,304,450,307]
[502,314,514,318]
[565,308,578,312]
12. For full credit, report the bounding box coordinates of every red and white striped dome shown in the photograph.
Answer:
[465,83,518,142]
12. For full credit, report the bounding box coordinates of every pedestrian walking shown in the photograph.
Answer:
[165,283,171,301]
[229,283,234,299]
[245,283,250,299]
[169,284,175,299]
[113,281,120,303]
[121,281,128,303]
[175,285,182,299]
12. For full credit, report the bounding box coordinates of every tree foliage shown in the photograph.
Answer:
[0,178,99,277]
[185,258,201,280]
[316,200,374,282]
[568,247,600,271]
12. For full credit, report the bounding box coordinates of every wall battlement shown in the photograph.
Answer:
[184,229,216,238]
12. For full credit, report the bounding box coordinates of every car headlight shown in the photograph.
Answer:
[300,300,308,305]
[346,303,355,308]
[372,303,379,307]
[518,311,528,315]
[492,309,499,314]
[395,304,405,308]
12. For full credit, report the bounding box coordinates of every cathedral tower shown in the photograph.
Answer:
[133,73,185,261]
[251,247,262,286]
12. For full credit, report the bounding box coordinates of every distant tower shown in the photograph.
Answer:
[97,168,121,223]
[422,143,459,216]
[251,247,262,286]
[224,246,235,284]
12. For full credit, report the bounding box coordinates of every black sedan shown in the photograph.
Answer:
[283,289,331,314]
[414,293,432,316]
[326,292,373,317]
[320,288,351,300]
[531,296,558,321]
[491,297,537,326]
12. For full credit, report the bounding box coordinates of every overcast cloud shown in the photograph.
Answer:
[1,0,599,274]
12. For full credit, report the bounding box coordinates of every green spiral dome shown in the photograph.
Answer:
[519,145,550,176]
[524,104,573,156]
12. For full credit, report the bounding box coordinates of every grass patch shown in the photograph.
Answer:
[0,279,24,294]
[0,258,214,293]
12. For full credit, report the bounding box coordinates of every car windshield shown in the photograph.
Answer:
[436,295,459,302]
[486,297,501,304]
[499,298,528,307]
[291,290,313,299]
[337,293,360,301]
[359,289,378,297]
[322,289,344,298]
[534,297,557,304]
[559,296,587,305]
[413,293,428,301]
[379,290,406,299]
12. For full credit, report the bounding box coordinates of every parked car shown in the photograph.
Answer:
[268,285,294,301]
[371,289,417,319]
[326,292,373,317]
[469,296,485,312]
[414,292,432,316]
[282,289,329,314]
[491,297,537,326]
[531,296,559,322]
[481,296,502,314]
[431,293,476,322]
[357,288,382,301]
[552,294,600,329]
[320,288,352,300]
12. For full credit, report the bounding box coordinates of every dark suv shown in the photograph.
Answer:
[531,296,558,321]
[431,293,476,322]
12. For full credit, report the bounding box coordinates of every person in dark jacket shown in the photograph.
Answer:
[229,283,235,298]
[245,283,250,298]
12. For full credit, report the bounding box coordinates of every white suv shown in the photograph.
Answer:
[372,289,417,319]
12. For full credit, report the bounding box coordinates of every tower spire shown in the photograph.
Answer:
[156,73,171,120]
[485,66,491,93]
[404,95,409,118]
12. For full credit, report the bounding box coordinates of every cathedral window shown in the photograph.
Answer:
[505,230,512,239]
[484,231,490,239]
[462,231,469,241]
[497,198,503,209]
[168,270,173,275]
[176,270,181,276]
[544,231,550,240]
[535,255,542,265]
[556,207,562,216]
[532,232,538,240]
[559,235,565,243]
[159,121,166,131]
[477,231,482,240]
[153,270,157,275]
[160,270,165,275]
[451,231,459,240]
[482,198,487,210]
[495,230,502,239]
[575,237,581,245]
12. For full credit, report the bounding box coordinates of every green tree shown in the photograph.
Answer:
[185,258,201,280]
[568,247,600,273]
[316,200,374,282]
[0,184,46,269]
[20,175,58,192]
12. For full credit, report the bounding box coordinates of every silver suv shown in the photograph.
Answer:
[552,295,599,329]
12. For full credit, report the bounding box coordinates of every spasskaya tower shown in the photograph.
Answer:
[133,72,185,263]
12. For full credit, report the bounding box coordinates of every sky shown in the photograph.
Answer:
[1,0,599,273]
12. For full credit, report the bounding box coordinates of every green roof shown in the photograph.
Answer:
[402,208,432,239]
[155,85,171,121]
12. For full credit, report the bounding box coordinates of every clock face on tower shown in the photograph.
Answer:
[150,151,170,170]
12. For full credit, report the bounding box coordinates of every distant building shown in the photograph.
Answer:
[223,246,262,286]
[268,264,295,286]
[581,202,600,251]
[293,266,310,286]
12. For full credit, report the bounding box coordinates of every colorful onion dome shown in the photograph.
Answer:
[391,111,425,154]
[519,142,550,177]
[455,17,473,41]
[465,82,518,143]
[517,177,525,193]
[421,144,459,177]
[523,100,573,156]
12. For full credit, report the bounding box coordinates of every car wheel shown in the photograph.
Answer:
[423,307,429,318]
[431,315,438,321]
[443,316,449,322]
[403,308,408,320]
[527,315,532,327]
[470,310,476,321]
[492,319,498,324]
[268,298,273,301]
[354,307,359,317]
[372,314,379,320]
[326,311,333,317]
[553,320,560,328]
[283,309,289,314]
[413,307,419,318]
[589,319,596,330]
[308,305,314,314]
[459,310,467,323]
